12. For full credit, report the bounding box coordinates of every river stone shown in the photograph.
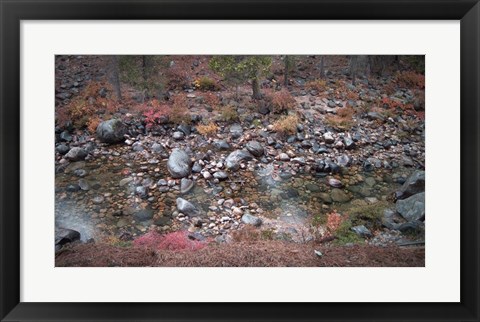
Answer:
[177,124,191,136]
[213,140,231,150]
[55,228,81,246]
[180,178,194,194]
[65,147,87,161]
[241,213,262,227]
[92,195,104,204]
[305,183,320,192]
[225,150,253,170]
[323,132,335,144]
[213,171,228,180]
[176,198,199,216]
[396,192,425,222]
[246,141,264,157]
[328,178,343,188]
[134,209,154,221]
[151,143,165,153]
[119,177,133,187]
[96,119,128,144]
[167,149,192,178]
[395,170,425,200]
[229,124,243,139]
[172,131,185,140]
[78,179,90,191]
[363,160,374,172]
[336,154,351,167]
[344,136,355,150]
[351,225,373,238]
[331,188,350,203]
[56,144,70,155]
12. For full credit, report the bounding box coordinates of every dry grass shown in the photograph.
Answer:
[272,114,299,136]
[324,107,355,130]
[306,79,327,92]
[218,105,239,122]
[169,94,191,124]
[197,122,219,137]
[267,89,297,113]
[56,242,425,267]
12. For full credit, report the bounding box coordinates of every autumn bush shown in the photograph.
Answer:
[202,92,220,109]
[169,94,191,125]
[306,79,327,92]
[197,122,219,137]
[267,89,297,113]
[219,105,239,122]
[193,76,220,91]
[272,114,299,136]
[395,70,425,89]
[57,81,119,129]
[325,107,355,130]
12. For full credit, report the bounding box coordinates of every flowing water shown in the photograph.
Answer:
[55,149,414,242]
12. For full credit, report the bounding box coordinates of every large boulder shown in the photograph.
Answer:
[96,119,128,144]
[395,170,425,200]
[167,149,192,179]
[225,150,253,170]
[396,192,425,222]
[55,228,81,246]
[176,198,199,216]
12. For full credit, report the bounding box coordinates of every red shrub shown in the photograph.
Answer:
[267,89,297,113]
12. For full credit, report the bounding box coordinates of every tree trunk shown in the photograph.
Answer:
[350,56,358,86]
[320,56,325,79]
[252,77,261,99]
[110,55,122,101]
[142,55,147,81]
[284,55,290,86]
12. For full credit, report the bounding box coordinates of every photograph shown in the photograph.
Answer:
[54,55,426,267]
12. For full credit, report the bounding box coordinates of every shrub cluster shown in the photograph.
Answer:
[272,114,299,136]
[267,89,297,113]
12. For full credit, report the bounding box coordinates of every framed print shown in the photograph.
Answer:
[1,0,479,321]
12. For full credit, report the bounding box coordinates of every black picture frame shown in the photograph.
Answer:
[1,0,479,321]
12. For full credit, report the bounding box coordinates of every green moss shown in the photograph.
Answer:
[113,241,132,248]
[260,229,275,240]
[334,219,364,245]
[346,201,389,229]
[311,213,326,226]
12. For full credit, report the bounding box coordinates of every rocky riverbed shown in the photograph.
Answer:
[54,55,426,261]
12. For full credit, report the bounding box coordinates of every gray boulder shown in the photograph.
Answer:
[225,150,253,170]
[96,119,128,144]
[396,192,425,222]
[395,170,425,200]
[180,178,194,194]
[55,228,81,246]
[167,149,191,178]
[65,147,87,161]
[246,141,264,157]
[229,124,243,139]
[331,188,350,203]
[176,198,199,216]
[241,213,262,227]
